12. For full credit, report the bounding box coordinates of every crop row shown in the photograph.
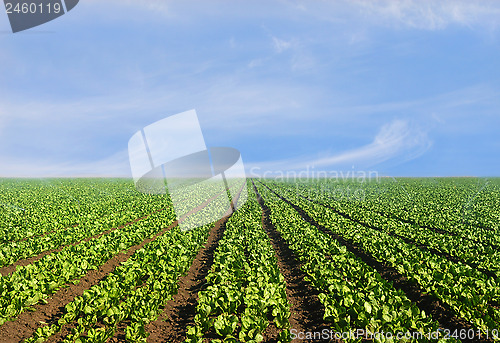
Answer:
[255,181,452,343]
[27,219,214,342]
[0,206,176,326]
[0,179,157,243]
[264,180,500,336]
[0,203,165,270]
[302,178,499,236]
[187,182,290,343]
[290,182,500,275]
[25,180,242,342]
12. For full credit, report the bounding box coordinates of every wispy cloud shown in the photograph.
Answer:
[1,0,498,178]
[0,150,131,178]
[272,36,293,53]
[0,77,314,133]
[285,0,500,31]
[78,0,500,34]
[2,117,429,178]
[0,81,494,176]
[0,76,316,176]
[351,0,500,31]
[248,119,432,173]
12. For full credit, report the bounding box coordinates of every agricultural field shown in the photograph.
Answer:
[0,177,499,342]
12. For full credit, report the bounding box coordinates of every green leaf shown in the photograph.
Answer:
[364,301,372,314]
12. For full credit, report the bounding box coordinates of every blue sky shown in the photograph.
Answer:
[0,0,499,177]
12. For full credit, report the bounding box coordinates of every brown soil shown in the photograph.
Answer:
[145,185,245,343]
[0,184,241,343]
[252,181,339,343]
[0,217,177,343]
[259,181,494,343]
[144,214,229,343]
[59,187,235,343]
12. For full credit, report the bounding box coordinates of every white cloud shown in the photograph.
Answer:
[78,0,500,33]
[272,36,292,53]
[1,0,498,178]
[285,0,500,31]
[0,72,318,143]
[0,149,131,178]
[248,119,432,173]
[0,76,319,176]
[0,81,493,177]
[353,0,500,31]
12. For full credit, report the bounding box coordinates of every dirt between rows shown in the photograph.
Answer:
[253,181,339,343]
[259,180,494,343]
[0,216,177,343]
[144,184,245,343]
[0,184,233,342]
[45,186,236,343]
[144,213,230,343]
[37,186,237,343]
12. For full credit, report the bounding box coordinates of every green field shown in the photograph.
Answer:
[0,177,499,342]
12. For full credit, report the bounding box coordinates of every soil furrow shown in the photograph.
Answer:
[143,215,229,343]
[259,180,493,343]
[145,187,244,343]
[252,181,338,343]
[50,186,235,343]
[0,219,177,343]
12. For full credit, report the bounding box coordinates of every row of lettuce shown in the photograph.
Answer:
[262,179,500,340]
[0,204,176,327]
[3,178,497,341]
[255,181,455,343]
[185,186,290,343]
[7,180,292,342]
[0,179,232,271]
[24,183,238,342]
[296,178,499,239]
[0,179,159,244]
